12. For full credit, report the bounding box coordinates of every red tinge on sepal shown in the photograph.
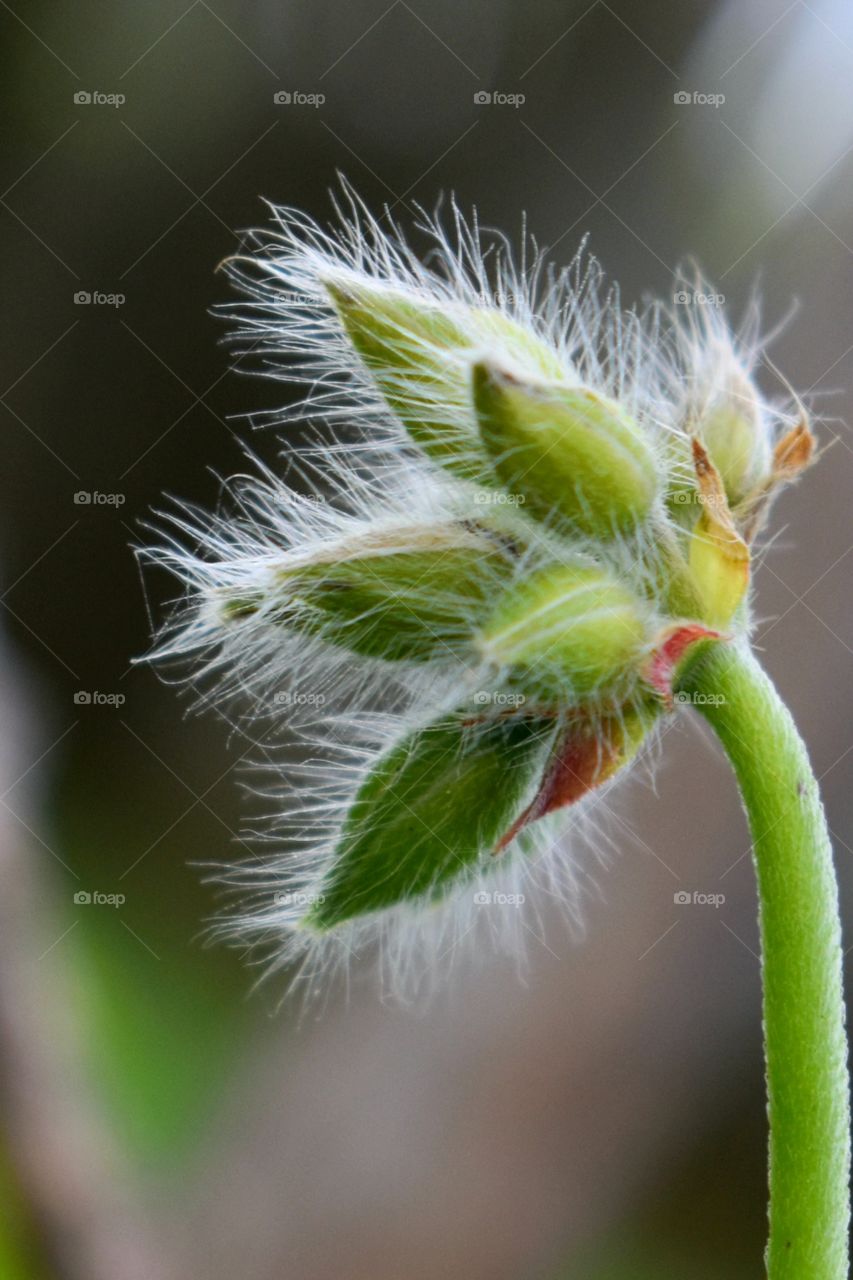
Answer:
[644,623,722,704]
[494,720,619,853]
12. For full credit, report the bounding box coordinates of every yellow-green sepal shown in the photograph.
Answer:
[472,361,658,537]
[324,273,568,478]
[220,523,517,663]
[477,561,650,702]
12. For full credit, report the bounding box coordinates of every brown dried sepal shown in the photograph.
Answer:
[739,412,817,543]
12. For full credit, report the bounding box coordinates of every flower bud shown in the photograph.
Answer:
[324,273,567,476]
[472,361,658,537]
[697,370,772,506]
[219,522,515,663]
[670,368,772,515]
[476,562,649,700]
[307,710,557,929]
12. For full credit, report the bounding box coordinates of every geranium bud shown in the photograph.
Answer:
[472,361,658,536]
[220,521,516,663]
[147,186,820,994]
[307,711,557,928]
[694,368,771,507]
[324,273,566,477]
[477,561,650,700]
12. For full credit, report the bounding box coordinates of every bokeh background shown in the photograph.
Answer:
[1,1,852,1276]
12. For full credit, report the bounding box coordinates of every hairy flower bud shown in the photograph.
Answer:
[472,361,658,536]
[477,561,650,700]
[147,185,817,993]
[218,521,516,663]
[700,405,768,506]
[668,348,775,519]
[324,273,567,476]
[306,711,557,930]
[692,365,773,507]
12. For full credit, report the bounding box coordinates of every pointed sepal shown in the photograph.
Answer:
[472,361,658,537]
[306,711,557,929]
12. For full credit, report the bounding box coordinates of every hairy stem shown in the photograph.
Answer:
[678,641,850,1278]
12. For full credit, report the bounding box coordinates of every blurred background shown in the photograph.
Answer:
[1,0,851,1275]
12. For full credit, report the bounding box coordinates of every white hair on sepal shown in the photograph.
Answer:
[655,265,802,496]
[191,667,664,1006]
[208,709,663,1008]
[217,177,677,464]
[140,435,510,709]
[140,460,671,1000]
[219,179,793,514]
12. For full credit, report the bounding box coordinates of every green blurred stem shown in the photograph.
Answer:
[678,642,850,1278]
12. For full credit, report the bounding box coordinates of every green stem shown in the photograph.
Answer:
[678,641,850,1278]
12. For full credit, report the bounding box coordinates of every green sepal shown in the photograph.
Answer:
[472,361,658,536]
[700,402,769,505]
[306,711,557,930]
[283,543,510,662]
[220,523,519,663]
[324,274,567,477]
[478,561,650,701]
